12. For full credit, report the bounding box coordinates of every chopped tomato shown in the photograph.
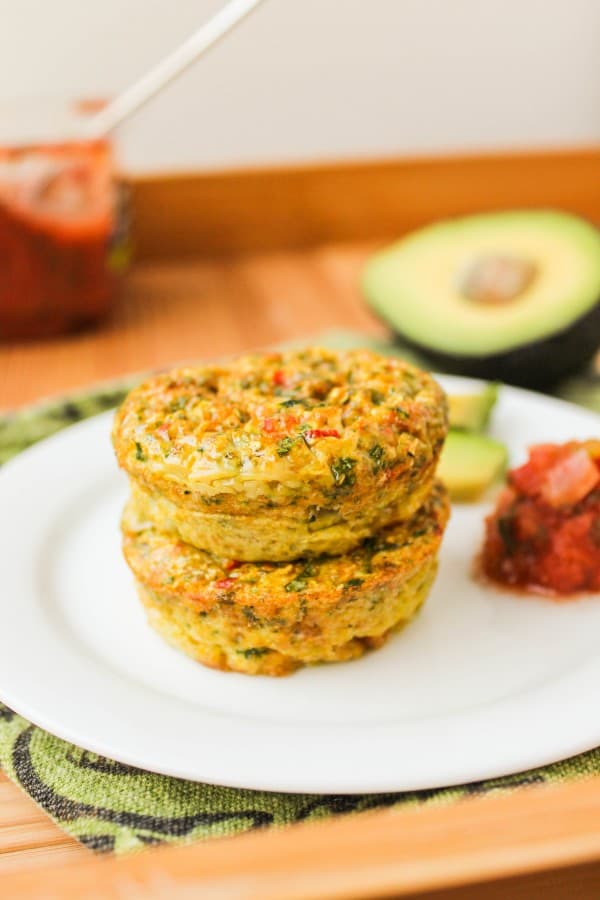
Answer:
[481,440,600,596]
[272,369,287,387]
[224,560,242,572]
[510,445,563,496]
[540,449,599,508]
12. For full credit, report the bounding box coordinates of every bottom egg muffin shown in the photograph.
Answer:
[122,482,449,676]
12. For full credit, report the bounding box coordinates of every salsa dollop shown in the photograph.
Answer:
[481,441,600,596]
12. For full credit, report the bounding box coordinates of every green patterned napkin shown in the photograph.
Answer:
[2,330,600,856]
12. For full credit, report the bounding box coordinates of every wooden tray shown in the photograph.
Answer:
[1,147,600,898]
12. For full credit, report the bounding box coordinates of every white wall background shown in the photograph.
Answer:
[1,0,599,174]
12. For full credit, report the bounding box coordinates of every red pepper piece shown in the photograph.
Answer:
[305,428,341,439]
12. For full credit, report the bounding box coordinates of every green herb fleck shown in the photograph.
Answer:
[242,606,260,625]
[370,389,385,405]
[237,647,270,658]
[330,456,357,487]
[280,397,308,408]
[277,436,296,456]
[284,561,316,593]
[135,442,146,461]
[285,577,307,592]
[368,444,385,473]
[344,577,364,589]
[363,535,400,559]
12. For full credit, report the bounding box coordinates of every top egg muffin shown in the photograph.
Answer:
[112,348,447,560]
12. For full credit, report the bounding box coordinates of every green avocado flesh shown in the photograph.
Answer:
[448,384,498,431]
[438,431,508,502]
[362,211,600,357]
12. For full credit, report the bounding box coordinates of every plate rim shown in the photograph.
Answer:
[2,376,600,793]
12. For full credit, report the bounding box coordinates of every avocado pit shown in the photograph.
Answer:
[457,254,538,305]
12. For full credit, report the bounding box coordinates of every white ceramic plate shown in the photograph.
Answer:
[1,376,600,794]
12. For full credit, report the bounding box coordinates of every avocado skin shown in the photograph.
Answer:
[390,299,600,390]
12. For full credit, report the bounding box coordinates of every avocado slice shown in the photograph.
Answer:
[362,211,600,389]
[438,431,508,502]
[448,383,498,432]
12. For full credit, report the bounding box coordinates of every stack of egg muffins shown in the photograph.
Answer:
[112,348,450,676]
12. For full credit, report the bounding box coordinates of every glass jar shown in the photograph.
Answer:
[0,100,130,341]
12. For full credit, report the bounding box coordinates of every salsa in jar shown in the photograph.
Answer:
[481,441,600,596]
[0,103,129,340]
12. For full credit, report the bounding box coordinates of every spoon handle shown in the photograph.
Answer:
[84,0,266,139]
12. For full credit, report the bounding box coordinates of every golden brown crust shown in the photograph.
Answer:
[127,468,437,561]
[112,348,448,520]
[136,569,435,676]
[122,482,450,675]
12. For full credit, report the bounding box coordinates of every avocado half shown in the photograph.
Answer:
[362,211,600,388]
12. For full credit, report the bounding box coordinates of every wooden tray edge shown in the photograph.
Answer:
[130,146,600,259]
[3,775,600,898]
